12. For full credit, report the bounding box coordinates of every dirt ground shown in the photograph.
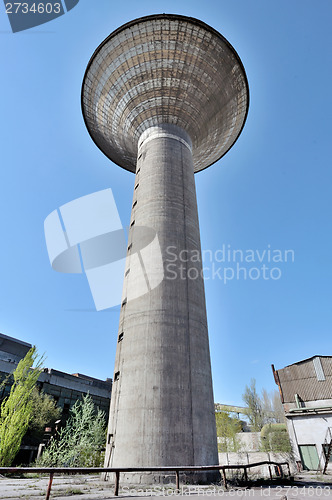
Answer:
[0,473,331,500]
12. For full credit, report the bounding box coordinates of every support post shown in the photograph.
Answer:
[175,470,180,490]
[114,471,120,496]
[45,472,54,500]
[222,468,227,489]
[268,465,272,480]
[243,467,248,482]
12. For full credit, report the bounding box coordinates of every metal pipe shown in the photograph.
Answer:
[175,470,180,490]
[221,468,227,489]
[0,461,289,474]
[114,471,120,496]
[45,472,54,500]
[0,460,291,497]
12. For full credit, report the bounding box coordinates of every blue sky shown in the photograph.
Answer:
[1,0,331,406]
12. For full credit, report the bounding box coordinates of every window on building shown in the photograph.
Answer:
[63,403,70,416]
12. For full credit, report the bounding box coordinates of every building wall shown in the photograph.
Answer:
[274,356,332,472]
[237,432,262,452]
[286,413,332,471]
[0,332,31,364]
[217,432,262,452]
[38,369,112,417]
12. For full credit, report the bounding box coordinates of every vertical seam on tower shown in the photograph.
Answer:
[180,139,195,465]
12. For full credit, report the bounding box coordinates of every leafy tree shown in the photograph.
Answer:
[37,393,106,467]
[242,380,287,446]
[272,391,285,423]
[242,379,265,432]
[0,347,43,466]
[215,410,242,452]
[259,389,285,424]
[23,387,62,445]
[261,389,275,424]
[260,423,291,452]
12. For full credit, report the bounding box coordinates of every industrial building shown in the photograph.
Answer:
[273,356,332,473]
[0,331,112,463]
[0,332,112,419]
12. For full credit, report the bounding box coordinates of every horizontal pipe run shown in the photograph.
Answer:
[0,461,290,498]
[0,461,289,474]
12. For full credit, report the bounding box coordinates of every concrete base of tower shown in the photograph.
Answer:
[102,470,221,486]
[104,123,219,479]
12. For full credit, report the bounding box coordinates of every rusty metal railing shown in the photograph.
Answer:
[0,461,290,499]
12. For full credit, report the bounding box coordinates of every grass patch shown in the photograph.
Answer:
[52,488,84,496]
[23,472,45,478]
[225,476,295,488]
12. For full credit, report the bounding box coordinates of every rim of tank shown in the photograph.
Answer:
[81,13,250,174]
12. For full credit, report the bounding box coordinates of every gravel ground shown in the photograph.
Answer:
[0,474,331,500]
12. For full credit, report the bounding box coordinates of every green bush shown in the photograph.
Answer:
[216,410,242,452]
[260,423,291,452]
[36,393,106,467]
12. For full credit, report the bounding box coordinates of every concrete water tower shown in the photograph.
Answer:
[82,14,249,484]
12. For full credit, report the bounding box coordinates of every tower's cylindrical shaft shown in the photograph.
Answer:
[105,124,218,482]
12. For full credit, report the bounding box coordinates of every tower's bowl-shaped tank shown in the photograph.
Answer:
[81,14,249,173]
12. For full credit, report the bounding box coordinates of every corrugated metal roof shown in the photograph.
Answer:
[283,354,331,368]
[276,356,332,403]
